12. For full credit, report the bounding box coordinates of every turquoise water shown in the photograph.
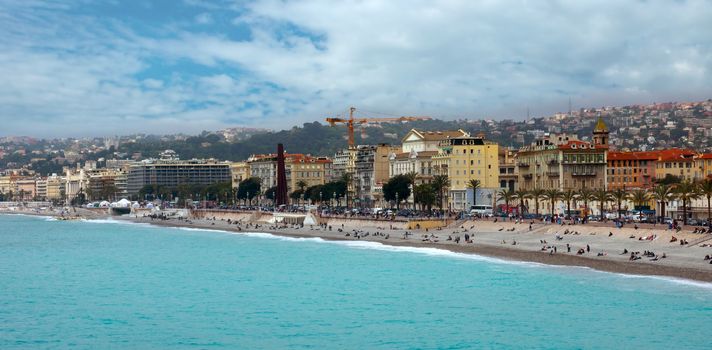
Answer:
[1,215,711,349]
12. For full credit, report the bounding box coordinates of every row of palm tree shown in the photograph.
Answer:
[494,178,712,225]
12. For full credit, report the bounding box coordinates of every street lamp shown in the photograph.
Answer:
[320,191,323,204]
[395,192,399,210]
[333,191,336,207]
[247,191,250,206]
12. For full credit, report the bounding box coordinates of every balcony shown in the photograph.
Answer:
[523,174,533,180]
[547,159,559,165]
[517,162,530,167]
[571,171,597,176]
[546,171,560,177]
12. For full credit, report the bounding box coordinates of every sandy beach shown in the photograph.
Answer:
[3,207,712,283]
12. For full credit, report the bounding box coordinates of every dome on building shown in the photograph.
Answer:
[593,117,608,133]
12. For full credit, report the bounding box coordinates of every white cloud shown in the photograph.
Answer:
[0,0,711,137]
[195,12,213,25]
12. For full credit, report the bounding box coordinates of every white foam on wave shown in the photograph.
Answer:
[64,217,712,291]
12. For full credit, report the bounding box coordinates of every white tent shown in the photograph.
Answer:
[115,198,131,208]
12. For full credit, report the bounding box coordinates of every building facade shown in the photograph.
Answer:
[607,151,657,190]
[516,118,609,191]
[127,159,231,195]
[434,136,500,209]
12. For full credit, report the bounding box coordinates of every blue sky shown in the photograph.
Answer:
[1,0,711,137]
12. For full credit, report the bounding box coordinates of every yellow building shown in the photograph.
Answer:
[229,162,250,189]
[286,154,332,193]
[0,176,11,195]
[694,153,712,180]
[45,174,65,201]
[434,136,500,210]
[653,149,696,181]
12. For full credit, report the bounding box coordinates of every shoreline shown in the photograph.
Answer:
[116,215,712,284]
[3,210,712,284]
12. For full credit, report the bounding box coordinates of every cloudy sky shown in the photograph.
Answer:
[1,0,711,137]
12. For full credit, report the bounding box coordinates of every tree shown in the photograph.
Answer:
[467,179,481,207]
[237,177,261,204]
[413,183,436,211]
[651,184,674,222]
[289,180,309,202]
[610,188,628,219]
[628,189,650,221]
[497,188,514,216]
[290,189,303,205]
[404,171,419,209]
[699,179,712,222]
[529,187,545,216]
[656,174,683,186]
[513,189,530,217]
[628,189,650,209]
[561,189,577,219]
[674,180,700,225]
[340,172,353,209]
[431,175,451,210]
[265,186,278,202]
[543,189,561,216]
[383,175,411,210]
[592,189,612,219]
[577,187,594,219]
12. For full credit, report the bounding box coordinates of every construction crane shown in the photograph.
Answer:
[326,107,431,148]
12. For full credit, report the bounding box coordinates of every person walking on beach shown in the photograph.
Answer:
[586,244,590,253]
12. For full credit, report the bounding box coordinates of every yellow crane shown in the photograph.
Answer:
[326,107,431,149]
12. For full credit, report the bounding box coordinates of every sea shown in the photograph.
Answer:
[1,214,711,349]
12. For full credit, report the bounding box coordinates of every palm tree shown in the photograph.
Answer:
[543,189,561,216]
[497,188,515,216]
[699,179,712,222]
[592,189,612,219]
[513,189,530,217]
[651,184,674,222]
[577,188,594,221]
[529,187,545,216]
[340,173,353,209]
[610,188,628,219]
[467,179,481,208]
[628,189,650,221]
[674,180,700,225]
[296,180,308,206]
[561,189,577,219]
[404,171,419,210]
[431,175,450,210]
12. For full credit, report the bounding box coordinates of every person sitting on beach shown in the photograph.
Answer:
[621,248,628,255]
[670,236,678,242]
[577,248,585,255]
[705,255,711,261]
[609,232,613,237]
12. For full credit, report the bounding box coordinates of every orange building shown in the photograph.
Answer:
[607,151,657,190]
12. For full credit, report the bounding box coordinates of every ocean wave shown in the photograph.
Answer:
[66,217,712,291]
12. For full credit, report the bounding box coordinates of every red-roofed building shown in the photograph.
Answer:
[653,148,696,181]
[607,151,658,190]
[516,117,609,193]
[247,153,333,198]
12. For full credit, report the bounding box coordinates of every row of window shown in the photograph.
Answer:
[562,154,605,163]
[660,162,693,169]
[607,168,648,175]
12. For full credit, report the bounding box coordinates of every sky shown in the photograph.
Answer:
[0,0,711,138]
